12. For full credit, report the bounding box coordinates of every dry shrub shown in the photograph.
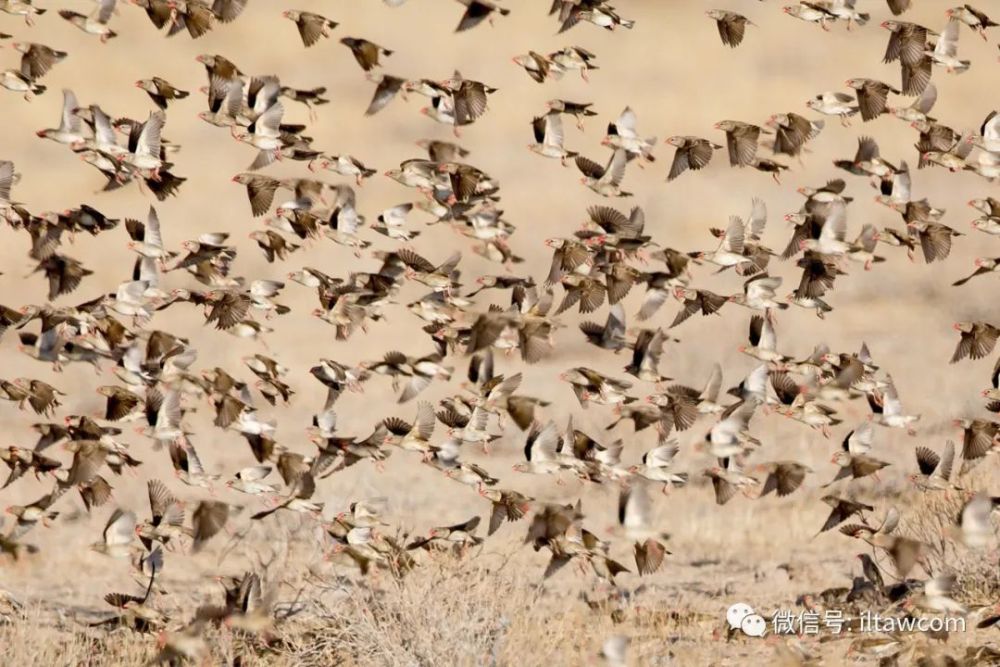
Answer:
[900,481,1000,605]
[280,551,537,666]
[0,606,151,667]
[0,553,719,666]
[273,550,663,667]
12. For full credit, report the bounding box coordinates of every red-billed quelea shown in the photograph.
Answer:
[706,10,754,47]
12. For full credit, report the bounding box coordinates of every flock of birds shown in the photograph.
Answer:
[0,0,998,664]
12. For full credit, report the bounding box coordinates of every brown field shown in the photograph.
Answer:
[0,0,998,665]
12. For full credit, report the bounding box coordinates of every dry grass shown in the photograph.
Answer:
[901,477,1000,605]
[0,552,704,667]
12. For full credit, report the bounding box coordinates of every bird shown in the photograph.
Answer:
[616,482,670,574]
[769,112,824,156]
[714,120,766,167]
[706,10,753,47]
[927,18,970,74]
[908,440,958,492]
[454,0,510,32]
[602,107,655,163]
[817,495,874,533]
[665,136,721,181]
[846,78,900,121]
[575,149,631,197]
[529,111,577,164]
[283,10,338,47]
[947,5,998,41]
[59,0,117,42]
[135,77,189,110]
[951,321,1000,363]
[825,422,890,485]
[340,37,393,72]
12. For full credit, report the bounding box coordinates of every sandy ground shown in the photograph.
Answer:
[0,0,998,664]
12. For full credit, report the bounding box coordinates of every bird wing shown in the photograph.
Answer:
[615,107,638,138]
[59,89,81,135]
[103,508,137,547]
[136,111,165,159]
[254,102,284,139]
[600,149,627,186]
[934,18,960,58]
[543,112,565,149]
[845,421,873,455]
[914,446,940,476]
[720,215,745,254]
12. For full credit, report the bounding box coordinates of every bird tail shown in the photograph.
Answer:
[362,167,377,178]
[382,49,395,57]
[855,13,870,26]
[31,84,47,95]
[774,302,790,310]
[620,19,635,29]
[175,89,190,99]
[498,8,511,16]
[35,8,47,15]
